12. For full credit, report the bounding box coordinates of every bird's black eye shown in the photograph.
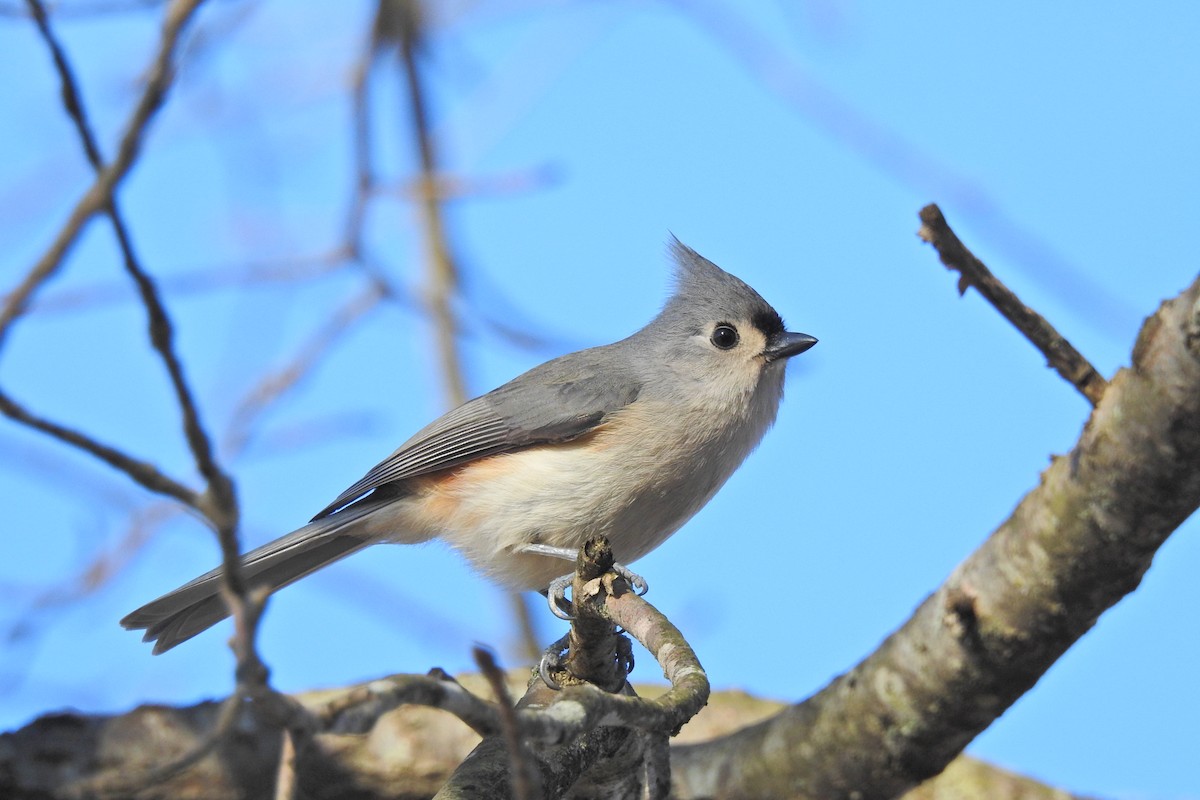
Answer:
[710,323,739,350]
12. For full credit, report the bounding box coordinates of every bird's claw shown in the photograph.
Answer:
[546,573,575,620]
[614,563,649,596]
[539,638,568,689]
[538,635,633,690]
[616,635,635,677]
[545,562,648,620]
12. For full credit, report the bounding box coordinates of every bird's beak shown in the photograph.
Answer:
[762,331,818,363]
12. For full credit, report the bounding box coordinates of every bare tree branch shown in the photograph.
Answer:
[0,679,1091,799]
[918,203,1109,406]
[386,0,469,410]
[223,282,386,457]
[0,389,200,507]
[373,0,546,663]
[21,0,264,678]
[1,0,220,517]
[669,266,1200,800]
[0,0,206,345]
[7,4,311,781]
[443,539,708,799]
[474,648,536,800]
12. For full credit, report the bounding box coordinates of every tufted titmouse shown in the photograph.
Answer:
[122,239,816,653]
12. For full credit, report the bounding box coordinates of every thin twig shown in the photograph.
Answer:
[23,0,106,167]
[273,728,298,800]
[344,37,375,259]
[21,0,285,754]
[1,0,207,345]
[0,389,199,507]
[390,0,469,409]
[224,282,386,456]
[918,203,1108,406]
[385,1,546,660]
[475,647,537,800]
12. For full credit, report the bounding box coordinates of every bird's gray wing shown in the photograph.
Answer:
[311,349,642,520]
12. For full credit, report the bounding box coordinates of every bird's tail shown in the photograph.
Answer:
[121,500,387,654]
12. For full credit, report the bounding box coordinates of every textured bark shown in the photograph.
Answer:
[902,757,1095,800]
[668,276,1200,798]
[0,683,1086,800]
[438,553,709,800]
[0,676,512,800]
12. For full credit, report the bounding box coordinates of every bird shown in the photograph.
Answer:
[121,238,817,653]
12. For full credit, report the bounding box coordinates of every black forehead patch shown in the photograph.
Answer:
[752,308,785,338]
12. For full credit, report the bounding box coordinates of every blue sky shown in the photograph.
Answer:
[2,3,1198,797]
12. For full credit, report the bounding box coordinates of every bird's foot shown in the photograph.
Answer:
[539,636,569,689]
[544,562,648,619]
[521,543,648,619]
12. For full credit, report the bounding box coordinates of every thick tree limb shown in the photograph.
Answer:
[0,680,1087,800]
[668,273,1200,797]
[918,204,1108,405]
[0,543,712,798]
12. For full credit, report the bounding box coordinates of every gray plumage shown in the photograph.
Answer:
[121,238,816,653]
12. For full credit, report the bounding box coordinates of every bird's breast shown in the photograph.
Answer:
[416,388,782,589]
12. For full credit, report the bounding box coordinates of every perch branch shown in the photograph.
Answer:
[441,538,708,798]
[918,203,1108,405]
